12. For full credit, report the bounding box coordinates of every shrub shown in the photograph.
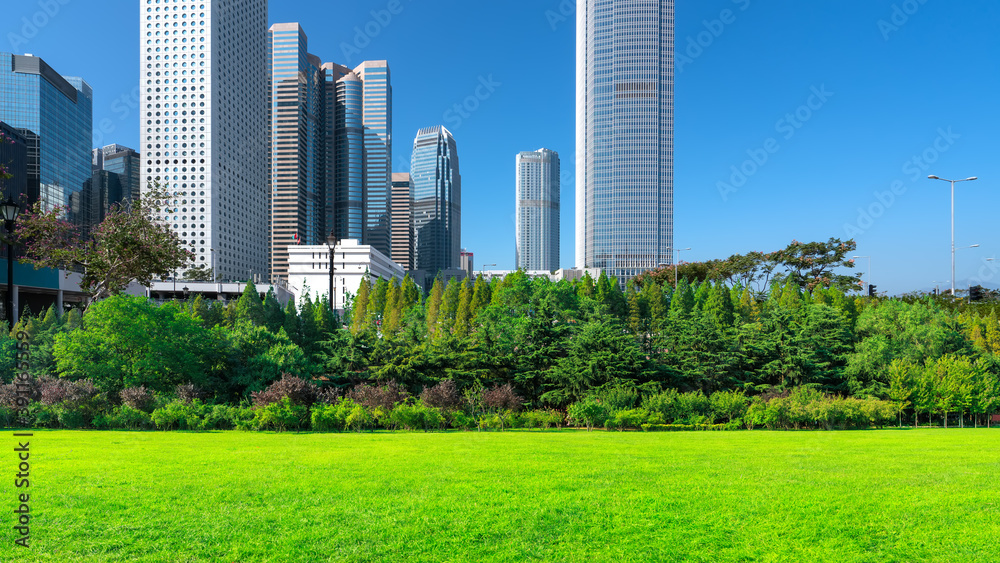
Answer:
[97,405,152,430]
[567,399,610,431]
[56,405,88,429]
[477,410,514,431]
[643,388,680,421]
[251,373,319,407]
[517,409,564,430]
[345,403,373,431]
[593,384,641,411]
[389,402,444,431]
[203,405,254,430]
[316,386,341,405]
[347,381,410,411]
[605,408,650,431]
[675,391,713,424]
[448,410,475,430]
[175,384,205,404]
[710,390,749,423]
[120,386,155,412]
[252,397,308,431]
[420,380,462,411]
[152,400,210,431]
[481,384,523,413]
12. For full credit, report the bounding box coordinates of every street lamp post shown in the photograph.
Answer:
[928,175,978,295]
[1,197,20,325]
[326,232,338,311]
[852,255,871,295]
[666,247,691,286]
[482,263,496,278]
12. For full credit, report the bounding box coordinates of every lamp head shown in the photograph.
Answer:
[0,197,19,223]
[967,177,978,181]
[928,175,940,180]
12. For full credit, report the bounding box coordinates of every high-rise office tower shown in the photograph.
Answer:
[411,126,460,274]
[141,0,269,282]
[0,53,92,215]
[576,0,674,280]
[516,148,560,272]
[0,122,29,203]
[390,172,414,270]
[267,23,326,280]
[323,60,392,257]
[354,61,392,258]
[96,144,141,201]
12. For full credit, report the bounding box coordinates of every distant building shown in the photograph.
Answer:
[0,122,29,203]
[0,53,92,215]
[411,125,461,275]
[576,0,675,281]
[80,144,141,237]
[391,172,414,270]
[460,249,474,279]
[516,148,560,272]
[286,239,406,311]
[98,144,141,201]
[481,268,602,283]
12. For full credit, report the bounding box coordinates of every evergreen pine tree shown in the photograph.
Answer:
[283,297,302,343]
[234,281,266,326]
[401,273,421,310]
[426,277,444,336]
[367,277,389,327]
[454,277,474,337]
[693,281,712,311]
[705,281,736,327]
[351,275,371,335]
[64,308,83,330]
[263,289,284,332]
[382,280,402,335]
[670,278,695,317]
[439,277,462,334]
[300,293,321,348]
[644,281,668,331]
[578,273,596,299]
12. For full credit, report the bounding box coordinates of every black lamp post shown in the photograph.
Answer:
[325,231,338,311]
[1,197,20,325]
[183,286,190,300]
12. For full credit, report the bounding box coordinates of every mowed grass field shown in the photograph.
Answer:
[3,429,999,562]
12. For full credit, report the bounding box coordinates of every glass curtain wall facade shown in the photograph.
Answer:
[576,0,674,280]
[516,148,560,272]
[141,0,270,282]
[354,61,392,258]
[100,145,142,203]
[411,126,461,274]
[0,53,92,218]
[325,63,363,244]
[268,23,325,280]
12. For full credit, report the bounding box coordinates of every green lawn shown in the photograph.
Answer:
[4,429,999,562]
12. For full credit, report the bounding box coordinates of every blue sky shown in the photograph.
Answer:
[5,0,999,294]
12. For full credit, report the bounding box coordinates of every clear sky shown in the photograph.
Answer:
[5,0,998,294]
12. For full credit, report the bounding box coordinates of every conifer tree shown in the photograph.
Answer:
[469,274,490,317]
[64,308,83,330]
[191,294,209,322]
[382,280,402,335]
[426,277,444,336]
[401,273,421,310]
[644,281,668,331]
[454,277,474,337]
[627,285,643,335]
[578,272,596,299]
[234,281,266,326]
[693,281,712,311]
[351,275,371,335]
[263,289,284,332]
[300,293,321,348]
[738,287,759,322]
[439,277,462,334]
[283,297,302,343]
[670,278,695,317]
[705,281,735,327]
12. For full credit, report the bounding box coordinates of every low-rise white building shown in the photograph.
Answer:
[480,268,602,283]
[287,239,407,310]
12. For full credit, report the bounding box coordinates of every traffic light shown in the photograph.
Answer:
[868,284,877,297]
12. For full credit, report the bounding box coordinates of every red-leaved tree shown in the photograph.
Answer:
[14,181,192,309]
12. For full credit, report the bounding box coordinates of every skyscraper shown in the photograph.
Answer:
[411,126,460,274]
[140,0,269,282]
[354,61,392,258]
[390,172,414,270]
[267,23,326,280]
[0,53,92,215]
[97,144,141,201]
[516,148,560,272]
[576,0,674,280]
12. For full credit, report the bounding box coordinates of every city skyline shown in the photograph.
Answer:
[516,148,560,272]
[5,1,999,294]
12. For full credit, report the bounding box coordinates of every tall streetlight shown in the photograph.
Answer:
[666,247,691,287]
[1,197,20,325]
[928,175,978,295]
[325,232,338,311]
[852,255,871,295]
